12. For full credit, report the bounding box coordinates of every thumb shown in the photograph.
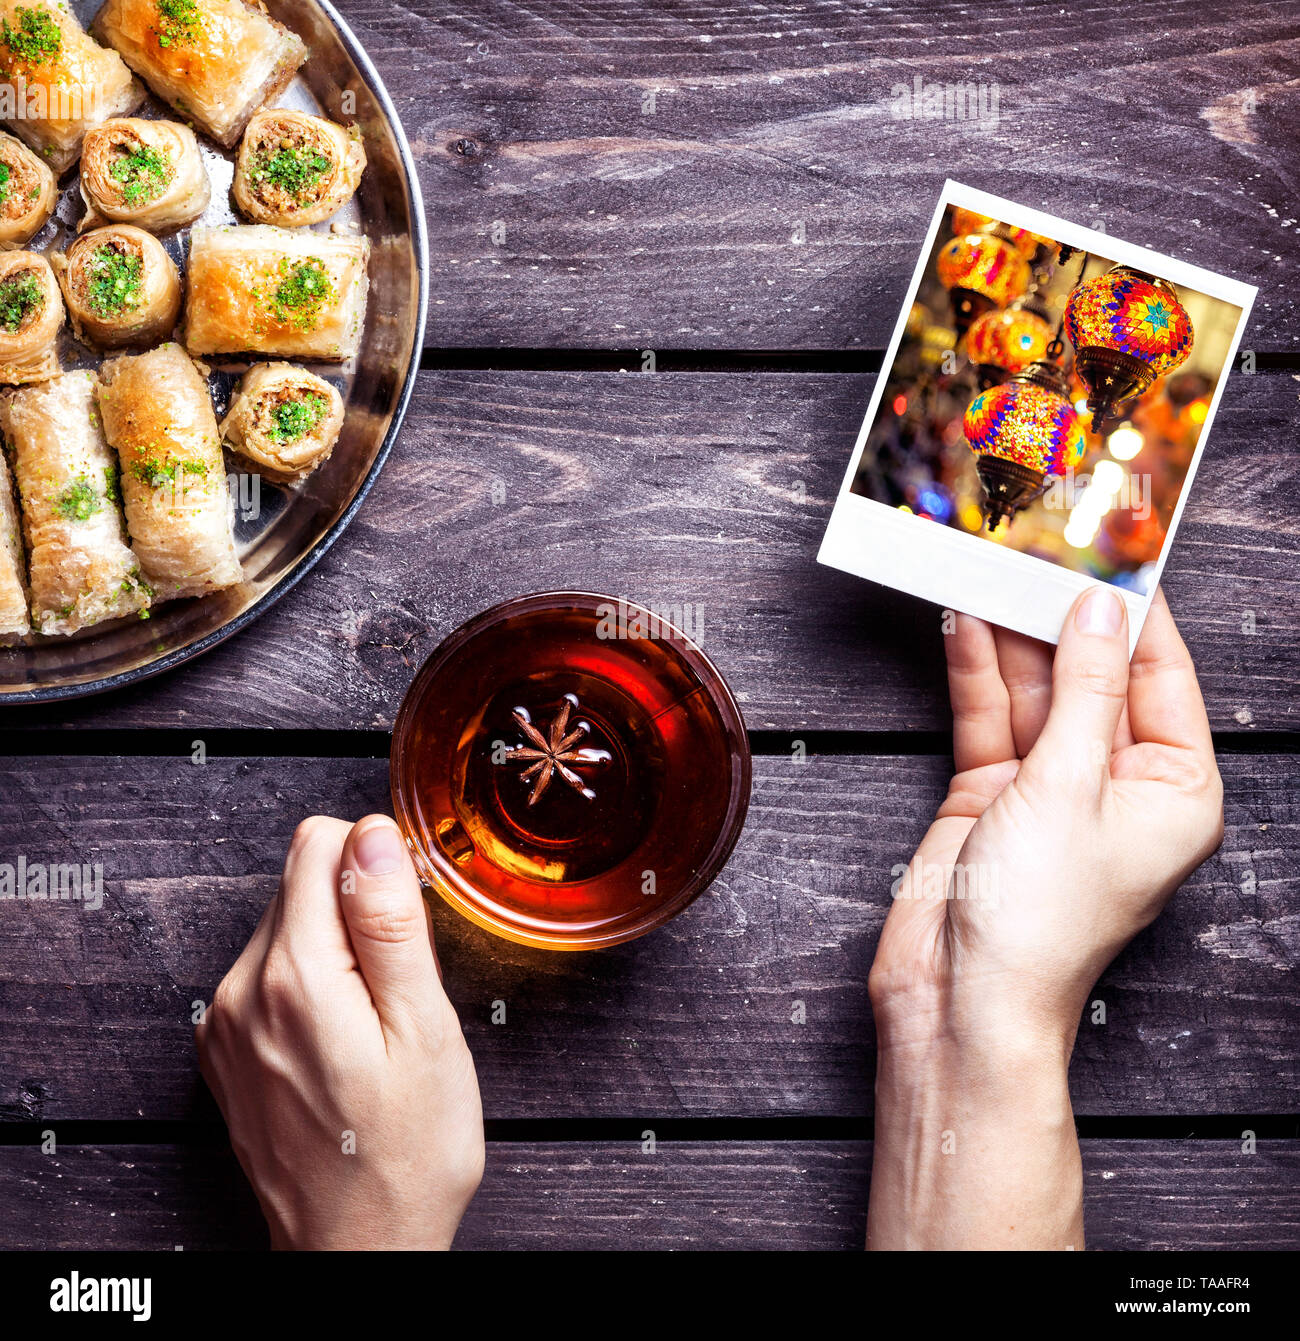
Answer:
[1026,586,1130,787]
[339,814,441,1033]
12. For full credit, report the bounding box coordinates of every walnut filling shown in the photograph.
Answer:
[0,148,42,221]
[246,119,336,214]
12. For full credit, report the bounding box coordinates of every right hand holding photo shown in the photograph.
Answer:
[867,585,1224,1249]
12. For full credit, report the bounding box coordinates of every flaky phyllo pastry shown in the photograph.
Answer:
[0,250,63,382]
[92,0,307,148]
[96,342,242,602]
[0,0,380,641]
[1,371,149,633]
[185,224,369,359]
[0,129,56,249]
[220,361,343,481]
[54,222,182,348]
[0,444,25,634]
[79,116,210,231]
[0,1,143,174]
[233,108,365,227]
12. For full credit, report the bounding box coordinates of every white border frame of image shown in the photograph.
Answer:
[817,179,1258,651]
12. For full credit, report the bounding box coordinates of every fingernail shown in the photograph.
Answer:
[1076,587,1124,636]
[354,820,404,876]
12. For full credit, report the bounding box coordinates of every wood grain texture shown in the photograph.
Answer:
[6,367,1296,734]
[0,0,1292,1258]
[326,0,1300,350]
[0,753,1294,1122]
[2,1139,1296,1249]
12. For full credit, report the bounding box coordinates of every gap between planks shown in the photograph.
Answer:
[2,1115,1298,1147]
[417,349,1300,375]
[2,729,1299,758]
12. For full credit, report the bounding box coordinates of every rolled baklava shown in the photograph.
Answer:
[0,1,143,174]
[54,224,182,348]
[78,117,210,232]
[219,362,343,481]
[0,447,26,634]
[0,130,56,249]
[185,224,369,360]
[91,0,307,148]
[0,251,62,382]
[2,371,150,634]
[233,108,365,227]
[96,343,242,602]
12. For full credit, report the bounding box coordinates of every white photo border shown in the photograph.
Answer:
[817,179,1258,650]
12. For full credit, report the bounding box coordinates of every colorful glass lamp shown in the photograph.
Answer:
[936,232,1030,337]
[951,208,1050,259]
[1063,265,1194,431]
[965,302,1054,388]
[963,360,1086,531]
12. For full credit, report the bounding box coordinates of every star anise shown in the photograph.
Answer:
[503,694,609,806]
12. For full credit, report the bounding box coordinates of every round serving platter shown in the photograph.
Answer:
[0,0,427,701]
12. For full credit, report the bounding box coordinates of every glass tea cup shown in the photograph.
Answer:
[390,592,751,950]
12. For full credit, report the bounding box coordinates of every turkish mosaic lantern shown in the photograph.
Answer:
[1063,265,1194,431]
[963,361,1086,531]
[936,232,1030,338]
[951,208,1050,259]
[965,302,1054,388]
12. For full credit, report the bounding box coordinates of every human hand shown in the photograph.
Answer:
[871,583,1222,1053]
[867,586,1223,1249]
[196,814,484,1250]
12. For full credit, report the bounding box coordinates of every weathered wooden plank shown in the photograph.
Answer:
[6,366,1295,732]
[327,0,1300,350]
[0,753,1294,1121]
[2,1139,1296,1250]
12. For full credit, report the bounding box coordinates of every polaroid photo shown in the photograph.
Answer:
[818,180,1257,649]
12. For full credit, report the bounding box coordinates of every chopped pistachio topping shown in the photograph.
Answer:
[54,477,100,522]
[84,246,143,317]
[267,392,328,442]
[0,270,43,331]
[130,458,172,488]
[154,0,202,49]
[1,7,61,64]
[119,568,152,598]
[109,143,170,207]
[130,456,209,487]
[0,162,10,208]
[268,258,334,330]
[250,145,333,200]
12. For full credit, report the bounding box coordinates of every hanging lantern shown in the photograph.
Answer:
[951,208,993,234]
[936,232,1030,337]
[951,208,1050,259]
[963,360,1086,531]
[919,319,957,369]
[1063,265,1194,431]
[965,302,1054,388]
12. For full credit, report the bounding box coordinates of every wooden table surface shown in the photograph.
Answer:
[2,0,1298,1250]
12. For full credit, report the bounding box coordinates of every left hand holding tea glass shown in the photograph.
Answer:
[867,585,1223,1249]
[196,814,485,1250]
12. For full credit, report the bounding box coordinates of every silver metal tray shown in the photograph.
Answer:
[0,0,427,701]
